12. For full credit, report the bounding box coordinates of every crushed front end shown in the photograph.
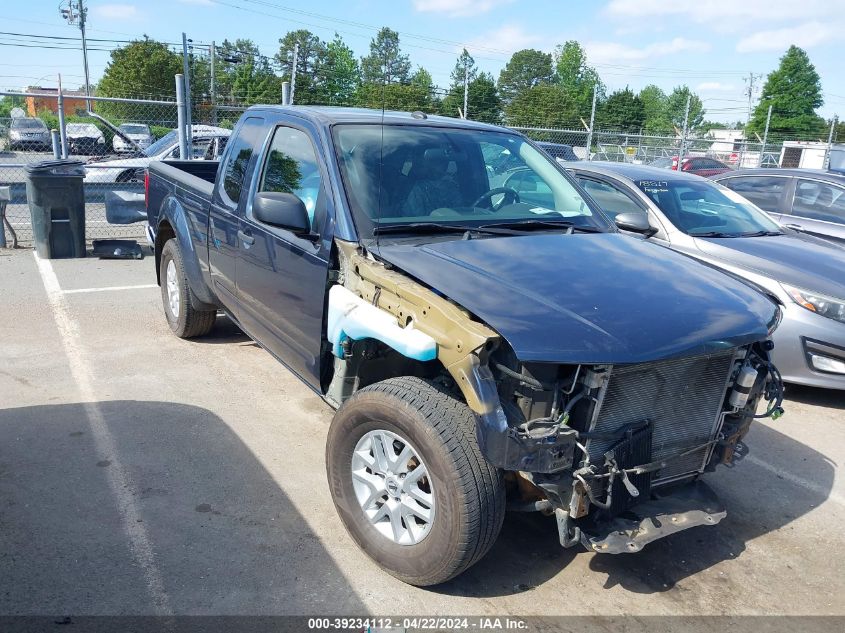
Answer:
[484,343,784,553]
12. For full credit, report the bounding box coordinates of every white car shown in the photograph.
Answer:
[84,125,231,183]
[113,123,154,153]
[66,123,106,155]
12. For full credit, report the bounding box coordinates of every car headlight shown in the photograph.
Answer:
[783,284,845,324]
[97,137,104,143]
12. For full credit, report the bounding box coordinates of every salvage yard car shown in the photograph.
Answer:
[113,123,154,153]
[144,106,785,586]
[65,122,106,155]
[567,162,845,390]
[85,124,230,183]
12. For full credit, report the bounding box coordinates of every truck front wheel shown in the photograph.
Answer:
[159,239,216,338]
[326,377,505,586]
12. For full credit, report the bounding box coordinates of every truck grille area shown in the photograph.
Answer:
[586,350,735,487]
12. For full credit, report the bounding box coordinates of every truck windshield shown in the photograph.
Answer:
[332,124,610,237]
[634,178,783,237]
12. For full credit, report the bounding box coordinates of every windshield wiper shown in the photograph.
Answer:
[373,222,522,237]
[736,230,784,237]
[689,230,783,238]
[479,220,604,233]
[688,231,740,238]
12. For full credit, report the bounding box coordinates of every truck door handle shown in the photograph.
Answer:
[237,230,255,246]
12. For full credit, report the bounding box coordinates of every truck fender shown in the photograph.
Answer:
[157,195,217,310]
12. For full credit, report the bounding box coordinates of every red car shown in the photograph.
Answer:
[650,156,732,177]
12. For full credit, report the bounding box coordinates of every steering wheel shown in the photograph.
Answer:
[472,187,521,211]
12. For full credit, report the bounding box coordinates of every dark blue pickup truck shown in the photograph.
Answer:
[146,106,784,586]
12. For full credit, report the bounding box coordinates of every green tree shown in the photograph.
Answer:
[231,60,281,105]
[215,39,267,103]
[639,84,671,134]
[497,49,554,104]
[441,72,501,123]
[451,48,478,87]
[96,38,182,122]
[600,87,645,132]
[0,93,25,118]
[318,34,359,105]
[748,45,826,139]
[666,86,704,131]
[504,84,578,128]
[276,30,327,105]
[361,27,411,84]
[554,41,603,114]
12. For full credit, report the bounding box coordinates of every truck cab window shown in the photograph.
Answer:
[259,126,323,228]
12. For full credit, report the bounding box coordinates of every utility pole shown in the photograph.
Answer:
[290,43,299,105]
[463,62,469,120]
[825,115,838,170]
[759,104,772,167]
[677,94,692,169]
[209,41,217,126]
[60,0,91,111]
[744,72,760,128]
[182,33,193,147]
[585,87,598,161]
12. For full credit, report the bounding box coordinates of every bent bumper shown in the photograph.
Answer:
[573,480,726,554]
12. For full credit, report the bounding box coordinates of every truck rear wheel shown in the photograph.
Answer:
[326,377,505,586]
[160,239,216,338]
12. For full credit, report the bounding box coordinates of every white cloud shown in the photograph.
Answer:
[585,38,710,65]
[92,3,140,20]
[178,0,213,4]
[696,82,736,91]
[736,22,838,53]
[412,0,512,18]
[463,25,544,56]
[605,0,835,24]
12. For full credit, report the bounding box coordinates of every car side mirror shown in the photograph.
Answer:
[253,191,310,234]
[615,212,657,237]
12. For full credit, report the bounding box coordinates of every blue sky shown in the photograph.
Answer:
[2,0,844,123]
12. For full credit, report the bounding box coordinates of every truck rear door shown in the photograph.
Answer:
[235,120,333,389]
[207,116,266,315]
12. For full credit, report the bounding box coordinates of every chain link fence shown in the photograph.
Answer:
[1,77,840,248]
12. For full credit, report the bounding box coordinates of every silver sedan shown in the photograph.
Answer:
[559,162,845,390]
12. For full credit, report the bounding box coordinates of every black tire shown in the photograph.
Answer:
[159,238,216,338]
[326,377,505,586]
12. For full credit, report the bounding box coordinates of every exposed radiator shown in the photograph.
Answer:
[586,349,736,487]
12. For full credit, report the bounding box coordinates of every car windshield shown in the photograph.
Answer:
[12,118,46,130]
[634,177,783,236]
[332,124,609,237]
[143,130,177,156]
[119,124,149,134]
[67,124,98,134]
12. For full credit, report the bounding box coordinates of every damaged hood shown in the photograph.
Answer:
[375,233,779,364]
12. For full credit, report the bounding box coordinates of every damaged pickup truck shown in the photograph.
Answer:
[145,106,785,586]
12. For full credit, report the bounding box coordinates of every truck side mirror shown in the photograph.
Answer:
[253,192,310,234]
[614,212,657,237]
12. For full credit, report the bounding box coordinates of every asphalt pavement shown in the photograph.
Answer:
[1,248,843,620]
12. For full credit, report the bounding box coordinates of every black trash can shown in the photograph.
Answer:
[25,159,86,259]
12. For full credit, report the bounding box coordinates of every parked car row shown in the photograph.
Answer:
[2,117,158,156]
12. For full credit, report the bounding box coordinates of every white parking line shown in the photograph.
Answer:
[746,454,845,508]
[33,252,171,615]
[63,284,157,294]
